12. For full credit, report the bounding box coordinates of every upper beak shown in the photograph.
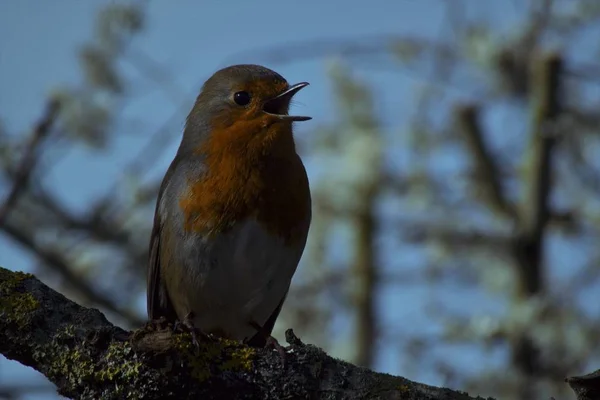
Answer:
[263,82,311,121]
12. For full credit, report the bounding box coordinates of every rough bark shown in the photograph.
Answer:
[567,370,600,400]
[0,266,589,400]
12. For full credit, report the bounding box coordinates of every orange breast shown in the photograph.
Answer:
[179,118,310,245]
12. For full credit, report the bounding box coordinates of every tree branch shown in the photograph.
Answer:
[0,266,493,400]
[515,52,562,297]
[454,104,516,220]
[508,52,563,400]
[0,99,60,227]
[352,190,377,368]
[567,370,600,400]
[1,220,144,327]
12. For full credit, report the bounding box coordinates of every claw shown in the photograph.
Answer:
[248,321,287,367]
[173,312,214,349]
[143,316,170,331]
[265,335,287,367]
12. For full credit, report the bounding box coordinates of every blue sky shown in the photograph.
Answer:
[0,1,566,399]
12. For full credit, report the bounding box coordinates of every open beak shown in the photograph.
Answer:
[263,82,311,121]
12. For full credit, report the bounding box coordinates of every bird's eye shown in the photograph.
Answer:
[233,91,251,106]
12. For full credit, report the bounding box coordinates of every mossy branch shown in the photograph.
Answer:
[0,266,591,400]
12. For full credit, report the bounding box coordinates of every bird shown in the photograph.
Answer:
[146,64,312,352]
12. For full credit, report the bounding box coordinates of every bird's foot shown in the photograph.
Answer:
[130,316,171,343]
[265,335,287,367]
[173,312,214,349]
[142,316,171,332]
[248,321,288,367]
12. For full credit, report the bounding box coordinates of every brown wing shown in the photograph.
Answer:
[146,157,181,322]
[146,220,177,321]
[246,291,288,347]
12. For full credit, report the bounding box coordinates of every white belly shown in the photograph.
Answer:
[181,218,302,341]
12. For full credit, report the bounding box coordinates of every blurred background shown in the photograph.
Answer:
[1,0,600,399]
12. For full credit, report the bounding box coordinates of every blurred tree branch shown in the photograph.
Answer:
[0,101,144,327]
[507,53,562,399]
[0,3,149,332]
[1,220,143,326]
[0,100,60,227]
[455,105,516,220]
[353,186,377,368]
[515,52,562,297]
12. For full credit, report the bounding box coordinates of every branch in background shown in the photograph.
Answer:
[515,52,562,296]
[0,171,148,329]
[400,224,511,252]
[455,104,516,220]
[523,0,553,52]
[493,0,554,97]
[509,52,563,400]
[0,100,60,228]
[0,267,486,400]
[352,197,377,368]
[34,186,140,256]
[0,98,145,328]
[2,219,144,327]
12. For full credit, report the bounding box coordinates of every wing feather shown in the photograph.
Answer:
[146,157,182,321]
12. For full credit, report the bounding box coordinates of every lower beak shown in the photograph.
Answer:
[263,82,311,121]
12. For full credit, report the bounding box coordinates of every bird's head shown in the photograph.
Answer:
[181,64,310,155]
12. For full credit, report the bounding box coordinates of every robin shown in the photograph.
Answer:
[146,64,312,353]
